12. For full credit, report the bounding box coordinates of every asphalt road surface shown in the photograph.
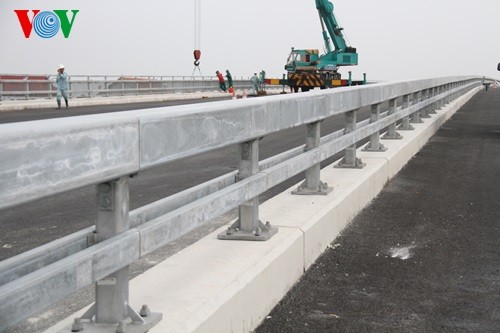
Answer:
[2,95,373,333]
[0,96,232,124]
[255,89,500,333]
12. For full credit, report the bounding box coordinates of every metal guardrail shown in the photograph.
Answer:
[0,75,254,100]
[0,76,482,331]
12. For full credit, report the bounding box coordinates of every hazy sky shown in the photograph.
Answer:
[1,0,499,81]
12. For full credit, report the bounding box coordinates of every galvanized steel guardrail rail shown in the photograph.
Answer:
[0,75,256,100]
[0,76,482,332]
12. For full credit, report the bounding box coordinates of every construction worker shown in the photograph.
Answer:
[226,70,234,95]
[259,70,266,93]
[251,73,259,95]
[55,64,69,109]
[216,71,227,92]
[226,70,233,89]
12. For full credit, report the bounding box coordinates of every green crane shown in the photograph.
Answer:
[285,0,360,91]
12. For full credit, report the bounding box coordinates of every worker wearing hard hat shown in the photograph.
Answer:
[55,64,69,109]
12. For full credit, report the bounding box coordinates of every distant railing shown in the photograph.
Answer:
[0,76,482,332]
[0,74,256,100]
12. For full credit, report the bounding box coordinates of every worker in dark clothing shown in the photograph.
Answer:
[216,71,227,92]
[226,70,233,89]
[226,70,234,94]
[259,70,266,93]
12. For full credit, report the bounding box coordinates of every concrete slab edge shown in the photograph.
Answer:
[44,87,480,333]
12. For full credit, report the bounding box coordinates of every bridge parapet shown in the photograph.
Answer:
[0,74,255,100]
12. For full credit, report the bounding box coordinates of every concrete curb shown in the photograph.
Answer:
[44,87,480,333]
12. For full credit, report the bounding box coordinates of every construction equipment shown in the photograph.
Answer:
[285,0,364,91]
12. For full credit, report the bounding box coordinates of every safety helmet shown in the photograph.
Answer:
[58,64,65,70]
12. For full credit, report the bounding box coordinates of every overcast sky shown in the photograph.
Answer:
[1,0,499,81]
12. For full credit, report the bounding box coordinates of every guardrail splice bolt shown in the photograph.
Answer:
[71,317,83,332]
[116,320,126,333]
[140,304,151,317]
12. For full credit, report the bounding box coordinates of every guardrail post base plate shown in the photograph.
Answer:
[398,123,415,131]
[362,142,387,152]
[218,220,277,241]
[381,132,403,140]
[335,157,366,169]
[59,311,162,333]
[292,180,333,196]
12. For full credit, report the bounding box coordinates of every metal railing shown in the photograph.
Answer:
[0,74,254,100]
[0,76,482,332]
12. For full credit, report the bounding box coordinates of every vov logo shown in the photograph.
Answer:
[14,10,80,39]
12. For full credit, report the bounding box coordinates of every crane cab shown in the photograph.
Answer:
[285,48,320,72]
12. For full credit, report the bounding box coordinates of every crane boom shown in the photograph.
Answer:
[316,0,348,52]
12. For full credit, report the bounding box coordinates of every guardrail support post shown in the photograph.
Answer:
[428,88,437,114]
[218,139,277,241]
[398,94,414,131]
[363,103,387,151]
[292,121,333,195]
[64,177,161,333]
[25,77,29,100]
[420,89,431,118]
[382,98,403,140]
[438,86,444,109]
[410,91,423,124]
[87,76,91,98]
[335,110,365,168]
[447,84,452,102]
[105,77,109,97]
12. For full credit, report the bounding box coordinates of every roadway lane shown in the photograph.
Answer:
[256,89,500,332]
[0,96,232,124]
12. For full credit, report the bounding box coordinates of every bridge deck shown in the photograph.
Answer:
[256,88,500,332]
[9,83,492,333]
